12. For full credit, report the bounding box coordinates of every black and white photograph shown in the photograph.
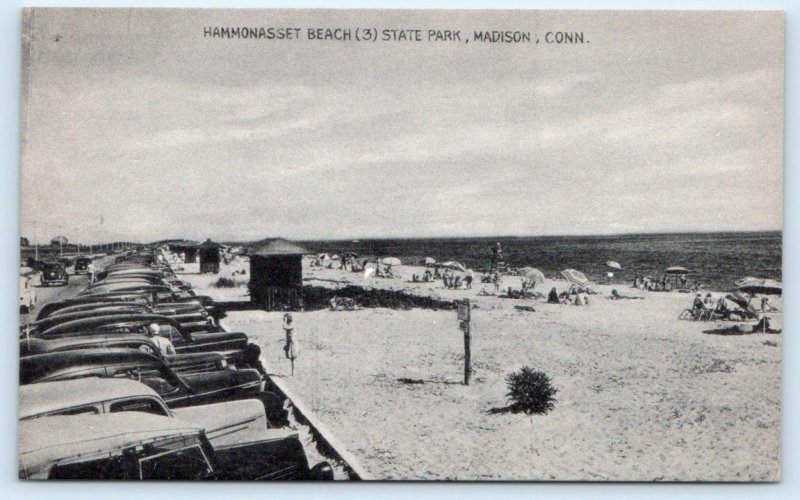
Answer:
[17,7,783,481]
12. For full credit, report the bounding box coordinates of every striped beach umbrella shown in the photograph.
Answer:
[561,269,590,288]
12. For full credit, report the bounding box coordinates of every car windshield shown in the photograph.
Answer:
[138,440,213,480]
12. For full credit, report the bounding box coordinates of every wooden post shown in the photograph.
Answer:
[463,320,471,385]
[457,299,472,385]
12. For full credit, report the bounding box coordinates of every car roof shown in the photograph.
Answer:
[39,313,183,337]
[19,378,162,420]
[20,333,156,354]
[20,348,163,383]
[19,412,203,477]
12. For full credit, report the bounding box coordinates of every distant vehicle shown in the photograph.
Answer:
[73,256,92,274]
[19,275,36,313]
[39,262,68,287]
[19,412,333,480]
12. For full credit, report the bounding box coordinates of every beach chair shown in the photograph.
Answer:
[678,307,713,321]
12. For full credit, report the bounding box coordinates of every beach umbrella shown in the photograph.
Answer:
[664,266,691,274]
[561,269,590,289]
[380,257,402,266]
[519,267,545,285]
[606,260,622,270]
[440,261,466,272]
[725,292,752,310]
[735,277,782,296]
[330,254,341,261]
[423,257,436,266]
[318,253,331,261]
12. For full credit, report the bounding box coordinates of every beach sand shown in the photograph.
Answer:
[182,260,781,481]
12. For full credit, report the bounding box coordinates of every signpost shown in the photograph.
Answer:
[457,299,471,385]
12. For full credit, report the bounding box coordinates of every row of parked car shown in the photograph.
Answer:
[19,250,333,480]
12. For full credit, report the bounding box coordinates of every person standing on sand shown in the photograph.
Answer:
[282,313,298,376]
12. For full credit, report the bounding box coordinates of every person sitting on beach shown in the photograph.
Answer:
[704,293,714,307]
[547,287,560,304]
[761,297,778,313]
[692,293,705,310]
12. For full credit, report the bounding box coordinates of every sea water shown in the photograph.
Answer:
[302,231,782,291]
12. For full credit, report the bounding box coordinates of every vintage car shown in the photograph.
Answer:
[28,304,211,336]
[19,275,37,313]
[19,378,269,447]
[73,256,93,274]
[39,262,69,287]
[19,412,215,479]
[19,412,333,480]
[36,294,208,323]
[78,284,218,319]
[20,335,229,374]
[36,294,154,320]
[18,349,283,423]
[80,282,195,299]
[32,314,256,368]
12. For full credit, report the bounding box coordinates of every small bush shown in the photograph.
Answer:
[505,367,557,415]
[215,277,236,288]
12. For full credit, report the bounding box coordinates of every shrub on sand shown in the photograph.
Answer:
[215,277,236,288]
[505,367,557,415]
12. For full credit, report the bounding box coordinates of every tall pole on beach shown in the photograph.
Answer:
[457,299,472,385]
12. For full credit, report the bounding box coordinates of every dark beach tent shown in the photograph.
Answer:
[249,238,309,311]
[198,239,223,274]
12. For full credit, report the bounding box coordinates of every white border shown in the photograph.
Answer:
[1,1,796,499]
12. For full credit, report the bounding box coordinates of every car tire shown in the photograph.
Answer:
[309,462,334,481]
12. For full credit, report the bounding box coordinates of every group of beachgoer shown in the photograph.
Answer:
[633,274,699,292]
[546,287,590,306]
[411,270,434,283]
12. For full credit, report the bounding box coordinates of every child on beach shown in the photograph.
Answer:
[282,313,298,376]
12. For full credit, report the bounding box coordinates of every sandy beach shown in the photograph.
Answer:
[183,259,781,481]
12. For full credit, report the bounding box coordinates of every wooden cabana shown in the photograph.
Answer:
[168,240,199,263]
[198,239,222,274]
[249,238,309,311]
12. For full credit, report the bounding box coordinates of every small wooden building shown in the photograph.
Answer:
[198,239,222,274]
[249,238,309,311]
[168,241,199,263]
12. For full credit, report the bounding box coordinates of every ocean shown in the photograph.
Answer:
[301,231,782,292]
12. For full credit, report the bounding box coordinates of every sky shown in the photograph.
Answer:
[19,8,784,243]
